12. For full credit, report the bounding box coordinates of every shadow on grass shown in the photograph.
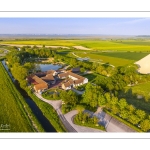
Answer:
[118,88,150,114]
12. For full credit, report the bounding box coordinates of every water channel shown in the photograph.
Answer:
[2,60,56,132]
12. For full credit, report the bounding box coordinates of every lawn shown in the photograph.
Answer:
[82,73,99,82]
[119,82,150,113]
[0,62,34,132]
[1,39,150,51]
[0,49,4,54]
[124,82,150,101]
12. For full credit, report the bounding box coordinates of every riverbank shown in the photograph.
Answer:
[1,60,59,132]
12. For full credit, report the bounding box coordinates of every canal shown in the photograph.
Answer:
[2,60,56,132]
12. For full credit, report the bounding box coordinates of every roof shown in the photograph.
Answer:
[41,74,55,81]
[72,67,80,72]
[35,72,47,77]
[63,82,71,88]
[74,78,84,85]
[47,70,55,74]
[58,72,69,78]
[68,79,74,85]
[68,72,84,80]
[32,75,47,84]
[34,83,48,91]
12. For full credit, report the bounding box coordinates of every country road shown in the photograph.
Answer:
[34,92,77,132]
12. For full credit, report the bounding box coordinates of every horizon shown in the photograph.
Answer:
[0,18,150,35]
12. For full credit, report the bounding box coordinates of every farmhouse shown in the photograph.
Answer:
[58,72,68,79]
[27,70,57,94]
[41,74,56,84]
[60,71,88,90]
[30,75,48,94]
[27,68,88,93]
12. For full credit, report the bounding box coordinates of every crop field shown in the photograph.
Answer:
[74,52,134,66]
[0,62,34,132]
[1,39,150,51]
[94,52,149,61]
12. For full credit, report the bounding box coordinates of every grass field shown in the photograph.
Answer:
[82,73,100,82]
[0,62,34,132]
[75,52,134,66]
[119,82,150,114]
[124,82,150,101]
[0,49,4,54]
[95,52,149,61]
[1,39,150,51]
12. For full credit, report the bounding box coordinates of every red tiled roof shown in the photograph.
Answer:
[34,83,48,91]
[41,74,55,81]
[63,82,71,88]
[58,72,69,78]
[47,70,55,74]
[32,75,47,84]
[74,78,84,85]
[68,72,84,80]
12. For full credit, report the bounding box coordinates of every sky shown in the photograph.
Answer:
[0,18,150,35]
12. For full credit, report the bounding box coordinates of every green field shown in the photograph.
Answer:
[1,39,150,51]
[124,82,150,101]
[75,52,134,66]
[95,52,149,60]
[0,49,4,54]
[0,62,34,132]
[119,82,150,114]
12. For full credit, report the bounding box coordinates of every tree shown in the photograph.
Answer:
[60,90,78,109]
[128,114,140,125]
[127,105,135,114]
[140,119,150,132]
[110,96,118,105]
[82,83,103,108]
[93,116,99,125]
[111,105,119,115]
[80,68,85,73]
[104,92,111,103]
[120,110,129,119]
[135,109,146,121]
[118,98,128,110]
[98,94,107,106]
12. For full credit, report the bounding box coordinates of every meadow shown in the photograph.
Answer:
[1,39,150,51]
[124,82,150,102]
[0,62,34,132]
[74,52,135,66]
[95,52,149,61]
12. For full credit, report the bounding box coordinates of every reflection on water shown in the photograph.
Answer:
[36,64,62,72]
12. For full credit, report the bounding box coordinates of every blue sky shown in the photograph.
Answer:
[0,18,150,35]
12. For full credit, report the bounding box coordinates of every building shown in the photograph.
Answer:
[71,67,80,73]
[60,71,88,90]
[30,75,48,94]
[58,72,68,79]
[27,69,88,92]
[46,70,57,76]
[27,69,57,94]
[41,74,56,84]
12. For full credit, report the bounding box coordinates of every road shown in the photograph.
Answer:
[90,109,136,132]
[34,93,77,132]
[35,93,106,132]
[71,88,84,95]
